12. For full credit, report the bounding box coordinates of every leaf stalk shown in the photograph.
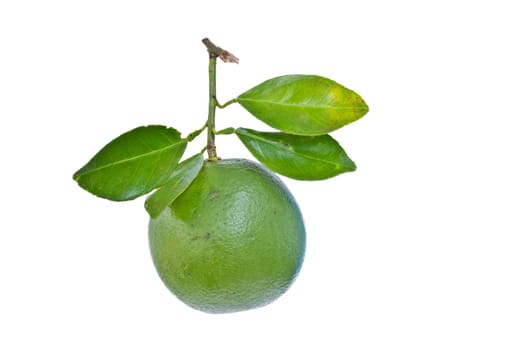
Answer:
[216,98,237,109]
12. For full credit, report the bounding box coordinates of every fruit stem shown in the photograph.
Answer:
[206,55,218,160]
[202,38,238,160]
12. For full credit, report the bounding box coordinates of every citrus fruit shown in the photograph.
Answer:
[148,158,306,313]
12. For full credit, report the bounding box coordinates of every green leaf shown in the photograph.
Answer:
[237,75,368,136]
[235,127,356,180]
[73,125,187,201]
[144,153,204,218]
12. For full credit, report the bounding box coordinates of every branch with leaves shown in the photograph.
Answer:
[73,38,369,217]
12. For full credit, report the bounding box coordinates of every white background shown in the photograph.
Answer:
[1,1,524,349]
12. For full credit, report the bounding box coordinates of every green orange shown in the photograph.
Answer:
[148,159,306,313]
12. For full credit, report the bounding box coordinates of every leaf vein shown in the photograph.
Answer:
[76,141,186,178]
[238,98,366,111]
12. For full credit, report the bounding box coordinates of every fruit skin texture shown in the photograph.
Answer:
[149,159,306,313]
